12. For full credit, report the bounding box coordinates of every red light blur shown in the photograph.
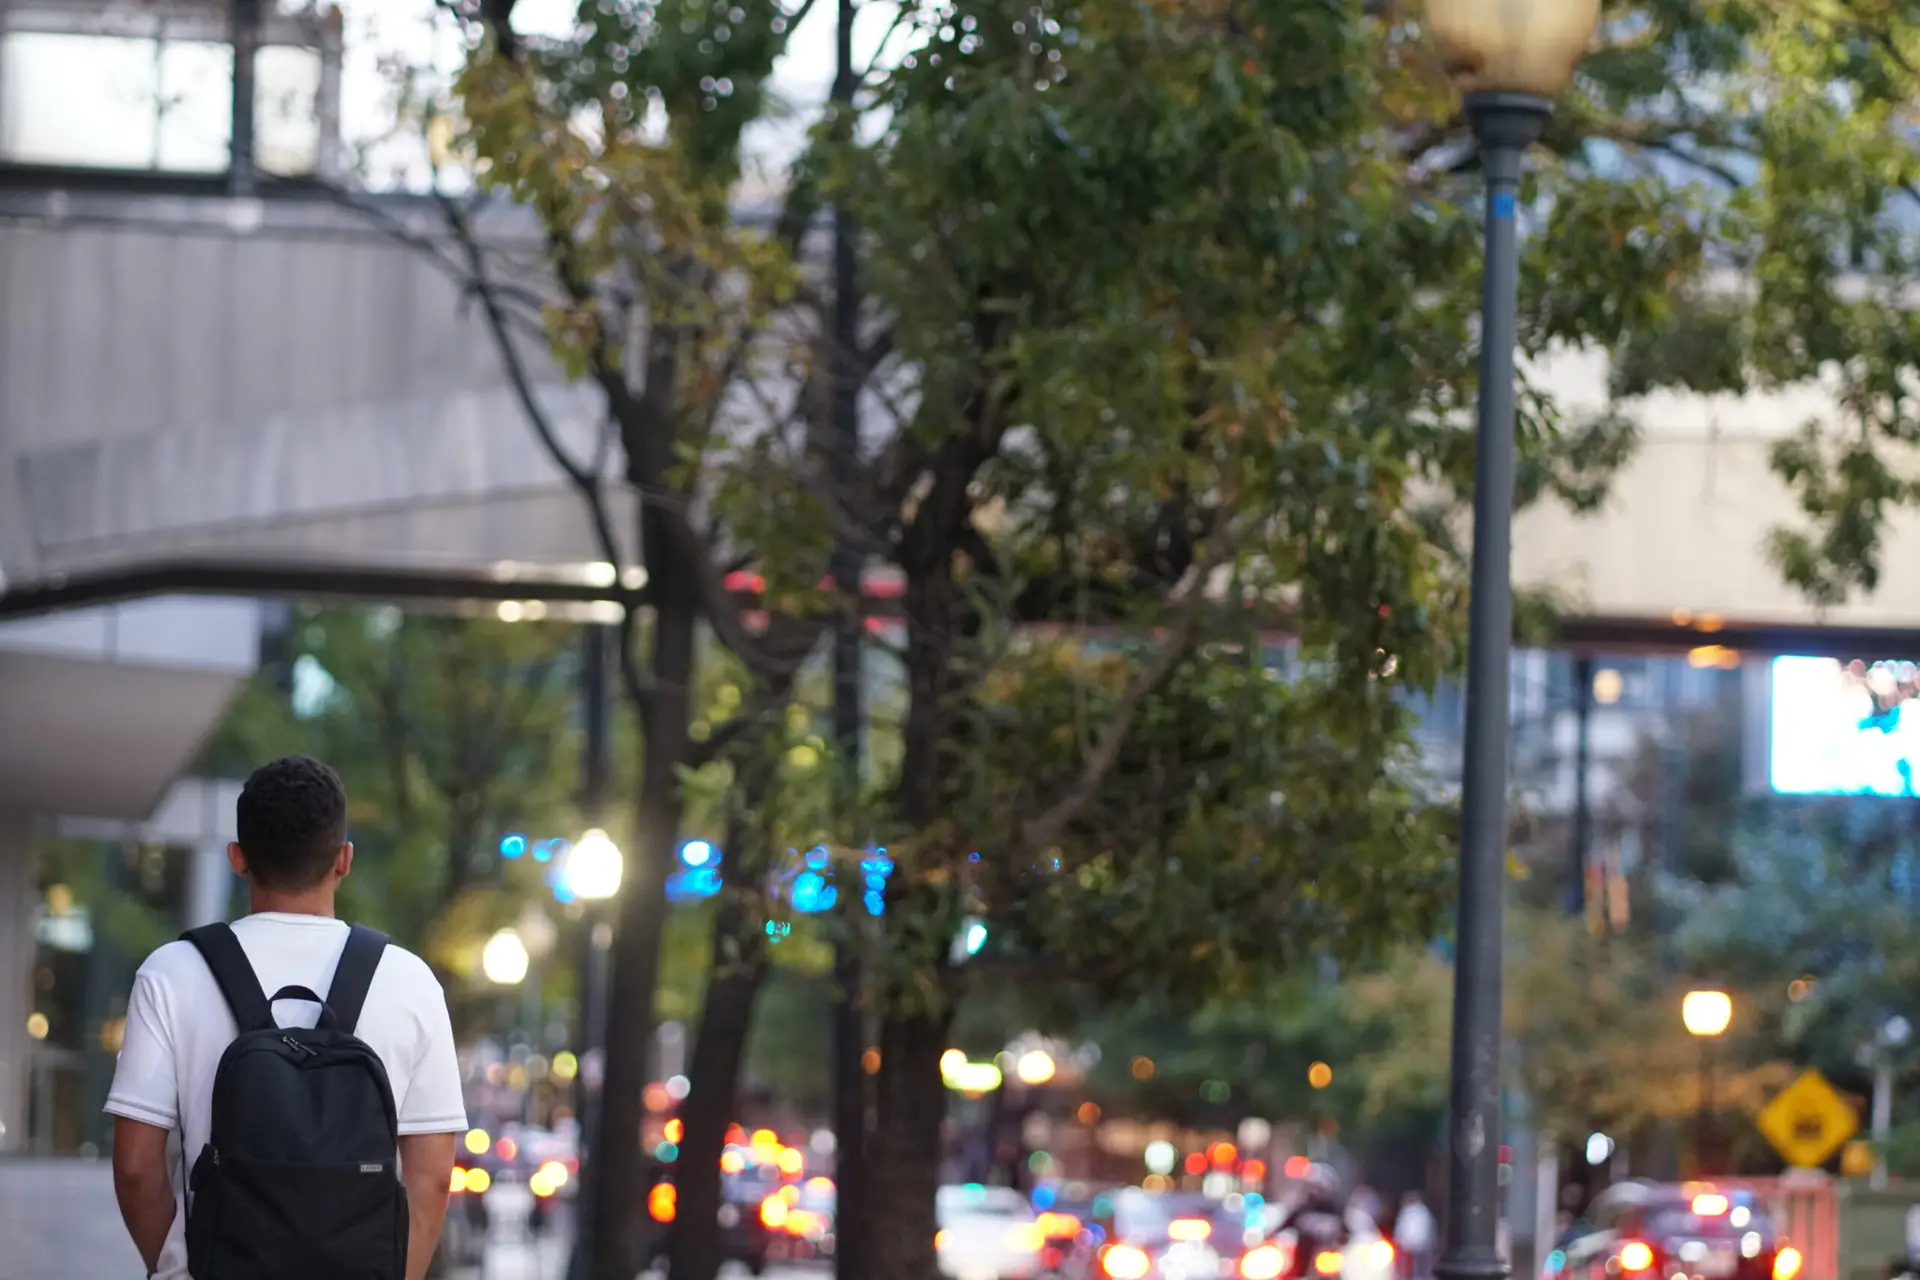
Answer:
[1184,1153,1209,1176]
[1244,1158,1268,1182]
[1284,1156,1312,1179]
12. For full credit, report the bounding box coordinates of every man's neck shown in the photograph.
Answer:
[247,887,338,918]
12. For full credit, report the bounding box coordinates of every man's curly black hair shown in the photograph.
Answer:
[235,756,349,891]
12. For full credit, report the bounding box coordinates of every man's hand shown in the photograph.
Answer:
[111,1116,176,1275]
[399,1131,459,1280]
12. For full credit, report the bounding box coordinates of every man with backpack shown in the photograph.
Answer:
[105,755,468,1279]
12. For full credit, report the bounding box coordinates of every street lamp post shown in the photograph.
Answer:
[562,827,624,1280]
[1419,5,1599,1280]
[567,619,618,1280]
[1682,990,1733,1174]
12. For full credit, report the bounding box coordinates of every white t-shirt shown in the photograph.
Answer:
[105,913,468,1280]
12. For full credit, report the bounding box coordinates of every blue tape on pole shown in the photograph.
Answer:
[1493,192,1516,219]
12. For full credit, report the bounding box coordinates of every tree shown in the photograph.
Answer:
[1583,0,1920,606]
[817,0,1707,1268]
[432,5,851,1272]
[204,606,582,963]
[1346,910,1790,1172]
[1673,799,1920,1150]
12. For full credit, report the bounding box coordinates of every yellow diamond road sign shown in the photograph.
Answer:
[1758,1069,1859,1169]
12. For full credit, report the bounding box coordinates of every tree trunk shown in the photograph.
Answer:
[670,892,769,1280]
[589,574,698,1280]
[865,1005,955,1280]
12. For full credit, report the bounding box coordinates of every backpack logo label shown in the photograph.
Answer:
[360,1163,383,1173]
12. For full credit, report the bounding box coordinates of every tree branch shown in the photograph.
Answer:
[1012,508,1237,862]
[440,193,655,715]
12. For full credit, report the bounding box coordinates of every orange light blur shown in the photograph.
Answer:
[1243,1245,1291,1280]
[725,1124,747,1145]
[1314,1251,1343,1275]
[1078,1102,1103,1125]
[777,1147,805,1176]
[1284,1155,1312,1180]
[761,1196,789,1229]
[1691,1194,1729,1217]
[648,1183,677,1223]
[935,1230,951,1251]
[721,1151,746,1174]
[1104,1244,1152,1279]
[1168,1218,1213,1242]
[643,1084,670,1111]
[1038,1212,1082,1238]
[1184,1152,1208,1176]
[664,1118,684,1144]
[1619,1242,1655,1272]
[495,1136,518,1161]
[1775,1248,1804,1280]
[1209,1141,1238,1169]
[1244,1159,1268,1182]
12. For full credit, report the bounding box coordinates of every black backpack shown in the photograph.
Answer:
[181,922,408,1280]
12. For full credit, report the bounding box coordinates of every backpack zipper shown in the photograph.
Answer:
[281,1035,316,1058]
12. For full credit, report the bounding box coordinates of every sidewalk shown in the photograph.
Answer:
[0,1158,144,1280]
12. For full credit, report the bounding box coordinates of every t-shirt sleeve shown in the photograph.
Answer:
[397,969,468,1136]
[105,966,179,1130]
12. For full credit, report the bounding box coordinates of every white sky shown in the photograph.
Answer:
[0,0,910,188]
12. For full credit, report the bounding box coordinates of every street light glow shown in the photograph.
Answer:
[1016,1050,1057,1086]
[1683,989,1733,1037]
[566,828,625,901]
[481,928,530,985]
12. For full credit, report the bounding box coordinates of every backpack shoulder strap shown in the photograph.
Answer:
[326,924,389,1037]
[181,924,274,1034]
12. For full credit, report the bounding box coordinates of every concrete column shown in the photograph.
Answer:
[182,839,234,928]
[0,809,36,1154]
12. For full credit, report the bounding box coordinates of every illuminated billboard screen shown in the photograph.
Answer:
[1769,655,1920,796]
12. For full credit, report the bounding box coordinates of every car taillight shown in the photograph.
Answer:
[1366,1241,1396,1269]
[1315,1250,1344,1275]
[1104,1243,1152,1279]
[1775,1247,1804,1280]
[1244,1244,1292,1280]
[1619,1242,1655,1272]
[1170,1218,1213,1242]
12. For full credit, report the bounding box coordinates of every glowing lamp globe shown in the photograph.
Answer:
[1424,0,1601,98]
[481,928,530,986]
[566,828,625,902]
[1682,990,1733,1038]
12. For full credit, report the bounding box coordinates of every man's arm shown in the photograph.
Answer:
[111,1116,176,1275]
[399,1130,458,1280]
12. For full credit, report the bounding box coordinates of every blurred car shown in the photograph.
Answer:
[767,1176,838,1264]
[1093,1190,1262,1280]
[938,1183,1048,1280]
[1541,1183,1801,1280]
[642,1165,779,1275]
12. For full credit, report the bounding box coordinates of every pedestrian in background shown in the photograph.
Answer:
[1394,1190,1438,1280]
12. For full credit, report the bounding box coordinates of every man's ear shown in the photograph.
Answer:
[226,841,249,878]
[333,842,355,882]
